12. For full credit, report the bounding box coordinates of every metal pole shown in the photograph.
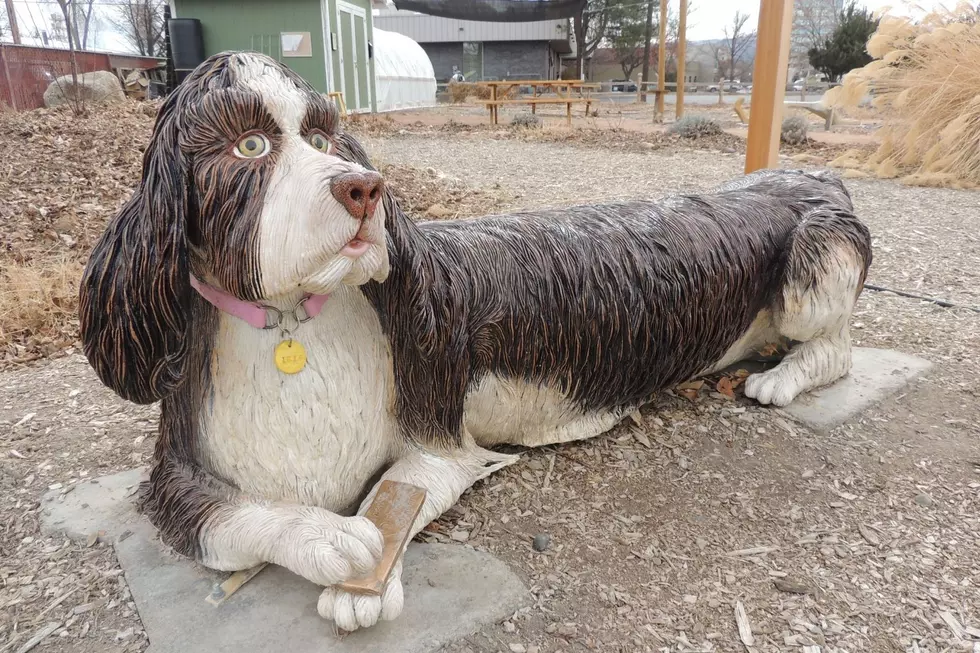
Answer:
[656,0,667,119]
[745,0,795,173]
[675,0,687,119]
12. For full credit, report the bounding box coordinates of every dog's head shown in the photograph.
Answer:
[79,51,389,404]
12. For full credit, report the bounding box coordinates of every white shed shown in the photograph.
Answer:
[372,27,437,112]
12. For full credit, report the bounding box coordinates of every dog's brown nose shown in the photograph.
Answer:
[331,171,383,220]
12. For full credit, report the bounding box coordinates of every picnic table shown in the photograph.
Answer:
[482,80,599,126]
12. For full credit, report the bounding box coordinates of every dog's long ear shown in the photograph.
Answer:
[333,131,377,171]
[79,92,192,405]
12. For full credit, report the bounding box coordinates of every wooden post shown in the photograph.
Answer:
[656,0,667,118]
[744,0,794,173]
[675,0,687,119]
[491,84,498,125]
[636,74,643,103]
[4,0,21,44]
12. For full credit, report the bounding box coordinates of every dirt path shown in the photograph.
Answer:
[2,129,978,653]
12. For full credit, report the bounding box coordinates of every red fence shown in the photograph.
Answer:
[0,44,163,111]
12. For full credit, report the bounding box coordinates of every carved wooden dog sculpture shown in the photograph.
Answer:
[79,52,871,631]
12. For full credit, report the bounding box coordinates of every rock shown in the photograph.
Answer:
[425,204,454,219]
[43,71,126,108]
[914,493,935,508]
[40,469,529,653]
[502,621,516,633]
[508,644,526,653]
[775,348,933,433]
[532,534,551,552]
[557,623,578,637]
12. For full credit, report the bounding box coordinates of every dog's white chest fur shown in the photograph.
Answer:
[199,288,400,513]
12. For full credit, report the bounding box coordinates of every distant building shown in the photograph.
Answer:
[373,9,576,82]
[790,0,844,79]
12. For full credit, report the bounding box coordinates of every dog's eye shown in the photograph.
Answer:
[308,132,332,154]
[235,133,270,159]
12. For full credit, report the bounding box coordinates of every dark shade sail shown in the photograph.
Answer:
[392,0,586,22]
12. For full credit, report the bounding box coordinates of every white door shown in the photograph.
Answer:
[337,2,371,112]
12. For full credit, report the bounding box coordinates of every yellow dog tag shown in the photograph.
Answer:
[274,340,307,374]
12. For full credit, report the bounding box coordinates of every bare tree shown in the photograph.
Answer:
[54,0,84,115]
[723,10,754,84]
[798,0,840,49]
[792,0,841,84]
[574,0,615,78]
[109,0,166,57]
[69,0,98,50]
[639,0,655,99]
[0,4,8,41]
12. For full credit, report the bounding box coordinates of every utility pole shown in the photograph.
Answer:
[4,0,21,44]
[675,0,687,119]
[656,0,667,118]
[639,0,655,102]
[745,0,794,172]
[674,0,687,120]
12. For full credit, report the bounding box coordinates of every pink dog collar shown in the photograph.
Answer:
[189,275,329,330]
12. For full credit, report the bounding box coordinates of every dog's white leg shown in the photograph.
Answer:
[745,217,866,408]
[743,329,852,407]
[199,503,385,588]
[317,439,518,631]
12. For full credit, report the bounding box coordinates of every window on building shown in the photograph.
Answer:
[463,42,483,81]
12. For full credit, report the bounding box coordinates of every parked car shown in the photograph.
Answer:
[611,79,638,92]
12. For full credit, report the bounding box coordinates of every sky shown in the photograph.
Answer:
[2,0,954,55]
[684,0,946,41]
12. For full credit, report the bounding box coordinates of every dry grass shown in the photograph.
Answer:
[447,82,516,104]
[826,2,980,187]
[0,257,83,362]
[0,101,158,368]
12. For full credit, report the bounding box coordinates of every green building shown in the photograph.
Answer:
[170,0,381,113]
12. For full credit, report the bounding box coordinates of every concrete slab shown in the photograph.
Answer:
[41,470,528,653]
[781,347,932,432]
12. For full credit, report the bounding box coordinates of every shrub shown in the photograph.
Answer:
[825,5,980,186]
[781,115,809,144]
[667,114,723,138]
[510,112,542,129]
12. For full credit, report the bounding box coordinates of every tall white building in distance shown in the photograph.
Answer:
[790,0,845,80]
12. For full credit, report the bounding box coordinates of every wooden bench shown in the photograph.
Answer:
[484,97,592,126]
[784,100,836,130]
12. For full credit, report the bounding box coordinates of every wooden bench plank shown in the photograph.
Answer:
[484,98,590,105]
[485,96,592,126]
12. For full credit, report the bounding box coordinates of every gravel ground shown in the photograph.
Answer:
[2,125,979,653]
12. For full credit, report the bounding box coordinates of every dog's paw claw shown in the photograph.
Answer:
[318,562,404,631]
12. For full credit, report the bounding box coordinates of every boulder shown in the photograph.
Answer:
[43,70,126,108]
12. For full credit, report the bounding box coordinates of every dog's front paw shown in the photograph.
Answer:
[275,510,384,587]
[317,560,404,631]
[743,369,800,407]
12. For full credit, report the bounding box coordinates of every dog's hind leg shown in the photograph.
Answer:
[744,207,872,408]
